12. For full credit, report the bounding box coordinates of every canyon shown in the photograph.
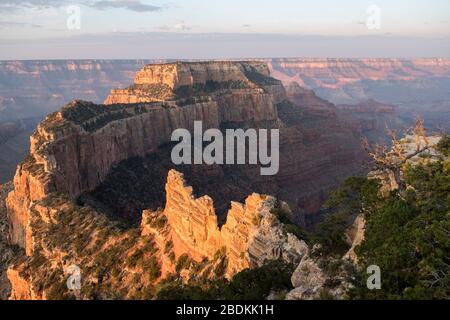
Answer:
[268,58,450,132]
[1,61,362,299]
[0,60,153,182]
[1,58,449,183]
[0,59,448,300]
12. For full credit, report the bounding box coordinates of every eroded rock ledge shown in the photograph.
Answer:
[3,61,366,299]
[6,61,282,251]
[142,170,308,278]
[6,169,309,299]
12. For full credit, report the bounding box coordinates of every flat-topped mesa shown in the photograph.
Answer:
[142,170,308,278]
[104,61,285,123]
[133,61,267,89]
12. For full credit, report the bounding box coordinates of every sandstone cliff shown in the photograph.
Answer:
[2,58,449,184]
[101,62,365,226]
[6,61,283,251]
[3,61,366,299]
[5,169,308,299]
[104,61,282,124]
[6,100,221,251]
[142,170,308,278]
[0,182,17,299]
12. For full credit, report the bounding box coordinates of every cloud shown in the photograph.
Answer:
[156,25,170,31]
[0,20,42,28]
[88,0,162,12]
[173,20,191,31]
[0,0,66,11]
[156,20,193,31]
[0,0,163,13]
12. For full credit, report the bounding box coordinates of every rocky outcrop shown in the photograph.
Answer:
[6,266,35,300]
[286,245,352,300]
[6,99,219,250]
[5,168,309,299]
[286,254,326,300]
[104,61,282,124]
[5,61,285,251]
[0,182,16,299]
[343,215,365,263]
[367,135,443,197]
[142,170,308,278]
[3,61,368,299]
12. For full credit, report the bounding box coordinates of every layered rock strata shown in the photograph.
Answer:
[6,169,308,299]
[142,170,308,278]
[3,61,367,299]
[6,61,283,251]
[6,99,219,250]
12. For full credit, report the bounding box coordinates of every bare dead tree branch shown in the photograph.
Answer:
[362,117,431,194]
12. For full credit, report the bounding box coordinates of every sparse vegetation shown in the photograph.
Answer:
[174,80,249,99]
[322,138,450,299]
[437,135,450,156]
[242,66,281,86]
[157,260,294,300]
[270,206,308,241]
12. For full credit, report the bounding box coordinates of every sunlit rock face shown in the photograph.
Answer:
[0,60,155,183]
[3,62,366,302]
[143,170,309,278]
[104,61,282,124]
[5,61,366,255]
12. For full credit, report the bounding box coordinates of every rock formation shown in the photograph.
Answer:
[104,61,282,124]
[0,182,16,299]
[142,170,308,278]
[268,58,450,132]
[2,58,450,183]
[0,60,156,183]
[2,61,366,299]
[267,58,450,103]
[5,168,308,299]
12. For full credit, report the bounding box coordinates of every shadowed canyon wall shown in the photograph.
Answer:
[5,61,364,258]
[1,58,449,183]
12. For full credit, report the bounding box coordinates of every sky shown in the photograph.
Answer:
[0,0,449,59]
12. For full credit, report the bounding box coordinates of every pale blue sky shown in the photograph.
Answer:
[0,0,449,58]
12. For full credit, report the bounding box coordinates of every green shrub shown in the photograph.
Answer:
[437,135,450,156]
[176,254,193,273]
[348,161,449,300]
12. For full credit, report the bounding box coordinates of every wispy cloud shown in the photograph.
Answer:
[0,0,164,13]
[156,20,193,31]
[0,20,42,28]
[88,0,162,12]
[0,0,67,12]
